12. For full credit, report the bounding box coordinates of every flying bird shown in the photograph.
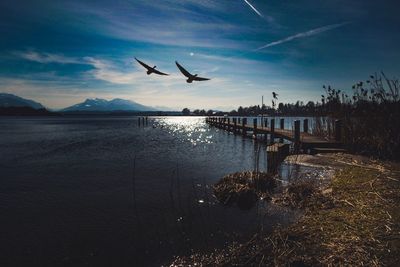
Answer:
[175,61,210,83]
[135,57,169,76]
[272,92,278,99]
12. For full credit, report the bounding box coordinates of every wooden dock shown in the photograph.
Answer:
[205,116,344,152]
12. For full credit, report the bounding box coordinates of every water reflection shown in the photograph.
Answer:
[154,116,213,145]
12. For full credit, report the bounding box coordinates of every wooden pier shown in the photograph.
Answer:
[205,117,345,153]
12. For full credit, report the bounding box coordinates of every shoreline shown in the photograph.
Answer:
[170,153,400,266]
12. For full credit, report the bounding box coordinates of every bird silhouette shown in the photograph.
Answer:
[175,61,210,83]
[135,58,169,76]
[272,92,278,99]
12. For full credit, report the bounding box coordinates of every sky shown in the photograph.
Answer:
[0,0,399,111]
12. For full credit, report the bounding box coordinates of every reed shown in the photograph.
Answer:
[321,72,400,159]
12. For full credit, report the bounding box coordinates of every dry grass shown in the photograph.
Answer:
[213,171,277,209]
[170,157,400,266]
[273,178,334,210]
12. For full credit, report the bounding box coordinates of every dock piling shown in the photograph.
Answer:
[267,143,290,173]
[242,118,247,136]
[279,118,284,143]
[304,119,309,133]
[294,120,301,151]
[253,118,257,138]
[270,119,275,144]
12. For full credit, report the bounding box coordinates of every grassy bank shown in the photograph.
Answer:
[170,155,400,266]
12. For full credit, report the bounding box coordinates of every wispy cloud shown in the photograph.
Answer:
[255,22,350,50]
[243,0,263,18]
[193,53,262,65]
[15,51,83,64]
[62,1,251,49]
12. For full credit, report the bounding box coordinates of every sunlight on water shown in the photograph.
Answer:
[154,116,213,145]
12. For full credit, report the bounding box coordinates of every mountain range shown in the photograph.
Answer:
[61,98,157,112]
[0,93,158,112]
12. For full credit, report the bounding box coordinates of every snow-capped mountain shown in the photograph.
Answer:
[0,93,45,109]
[62,98,157,112]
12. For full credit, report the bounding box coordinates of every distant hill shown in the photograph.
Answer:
[0,93,45,109]
[62,98,157,112]
[0,106,55,116]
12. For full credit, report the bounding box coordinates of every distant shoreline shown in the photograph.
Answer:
[0,108,322,117]
[0,107,58,116]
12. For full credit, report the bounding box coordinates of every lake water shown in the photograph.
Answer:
[0,116,303,266]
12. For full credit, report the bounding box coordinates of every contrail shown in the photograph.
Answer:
[243,0,263,18]
[255,22,350,51]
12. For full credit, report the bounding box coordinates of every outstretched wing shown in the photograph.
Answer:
[152,69,169,76]
[135,57,151,70]
[193,76,210,81]
[175,61,192,78]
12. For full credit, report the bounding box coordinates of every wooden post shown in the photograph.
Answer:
[267,144,278,174]
[138,117,141,126]
[304,119,309,133]
[233,118,237,133]
[264,118,268,140]
[253,118,257,138]
[270,119,275,144]
[279,118,284,143]
[294,120,301,151]
[335,119,342,142]
[267,143,290,174]
[242,118,247,136]
[227,118,231,131]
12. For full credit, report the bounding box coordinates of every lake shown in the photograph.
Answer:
[0,116,303,266]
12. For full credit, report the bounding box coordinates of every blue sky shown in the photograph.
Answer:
[0,0,399,110]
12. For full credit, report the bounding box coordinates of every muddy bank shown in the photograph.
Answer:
[170,153,400,266]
